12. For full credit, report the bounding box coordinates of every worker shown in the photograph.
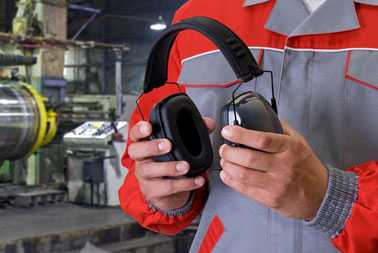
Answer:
[119,0,378,252]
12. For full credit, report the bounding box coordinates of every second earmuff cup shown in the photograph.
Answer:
[150,93,213,177]
[221,92,283,147]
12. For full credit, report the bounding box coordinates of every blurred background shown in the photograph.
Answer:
[0,1,194,252]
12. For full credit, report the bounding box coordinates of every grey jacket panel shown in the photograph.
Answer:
[344,51,378,167]
[245,0,360,36]
[178,47,378,252]
[245,0,378,9]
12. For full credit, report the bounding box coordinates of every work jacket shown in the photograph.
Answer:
[120,0,378,252]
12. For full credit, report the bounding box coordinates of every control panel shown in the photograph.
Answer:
[64,121,128,148]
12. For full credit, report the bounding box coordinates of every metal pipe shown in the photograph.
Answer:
[69,4,101,14]
[72,11,100,41]
[0,54,37,67]
[64,63,102,68]
[114,49,124,119]
[0,82,39,161]
[0,32,129,51]
[100,14,155,22]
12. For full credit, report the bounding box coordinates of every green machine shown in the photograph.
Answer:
[0,80,58,177]
[0,161,11,182]
[0,0,65,207]
[0,0,128,207]
[12,0,66,187]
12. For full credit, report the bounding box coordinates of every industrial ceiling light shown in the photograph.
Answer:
[150,16,167,31]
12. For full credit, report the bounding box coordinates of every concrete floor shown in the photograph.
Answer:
[0,203,145,253]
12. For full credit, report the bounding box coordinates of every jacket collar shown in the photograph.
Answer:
[243,0,377,36]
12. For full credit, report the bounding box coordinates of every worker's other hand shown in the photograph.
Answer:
[219,122,328,220]
[128,117,216,212]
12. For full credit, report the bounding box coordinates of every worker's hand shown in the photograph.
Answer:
[128,117,216,212]
[219,122,328,220]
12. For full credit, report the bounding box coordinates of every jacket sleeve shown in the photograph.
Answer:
[306,160,378,252]
[331,161,378,253]
[118,11,208,236]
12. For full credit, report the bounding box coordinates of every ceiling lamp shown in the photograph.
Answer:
[150,16,167,31]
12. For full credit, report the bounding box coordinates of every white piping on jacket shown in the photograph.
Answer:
[181,47,284,64]
[181,46,378,64]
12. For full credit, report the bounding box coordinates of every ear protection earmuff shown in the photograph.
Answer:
[138,16,281,177]
[221,70,284,148]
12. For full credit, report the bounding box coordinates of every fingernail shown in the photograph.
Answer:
[219,144,226,157]
[176,162,189,172]
[222,126,233,138]
[158,140,170,151]
[194,177,205,186]
[220,171,227,181]
[140,124,150,135]
[220,159,225,167]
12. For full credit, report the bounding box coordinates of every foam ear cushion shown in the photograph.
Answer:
[150,94,213,177]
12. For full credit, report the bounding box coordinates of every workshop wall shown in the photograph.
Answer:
[68,0,187,94]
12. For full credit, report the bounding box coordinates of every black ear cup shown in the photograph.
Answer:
[221,92,283,147]
[150,94,213,177]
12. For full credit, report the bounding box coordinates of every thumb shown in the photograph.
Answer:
[203,117,217,133]
[280,120,301,138]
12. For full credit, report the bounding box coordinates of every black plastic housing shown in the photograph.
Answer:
[221,92,283,147]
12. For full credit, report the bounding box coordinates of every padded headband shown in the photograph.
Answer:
[144,16,264,93]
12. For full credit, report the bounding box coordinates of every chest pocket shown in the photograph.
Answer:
[344,50,378,167]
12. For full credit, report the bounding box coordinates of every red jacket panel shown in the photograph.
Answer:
[332,161,378,253]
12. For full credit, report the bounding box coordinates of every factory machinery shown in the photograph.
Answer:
[0,58,64,207]
[0,0,130,208]
[0,3,196,252]
[0,79,57,165]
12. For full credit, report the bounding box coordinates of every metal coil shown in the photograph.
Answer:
[0,82,39,161]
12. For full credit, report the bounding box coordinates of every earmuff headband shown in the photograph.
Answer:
[144,16,264,93]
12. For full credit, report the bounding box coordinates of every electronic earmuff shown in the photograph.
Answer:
[137,16,282,177]
[221,71,284,148]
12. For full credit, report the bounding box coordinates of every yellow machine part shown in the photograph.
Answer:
[21,83,58,156]
[42,110,58,146]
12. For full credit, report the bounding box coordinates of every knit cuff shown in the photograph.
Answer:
[149,192,195,217]
[305,165,358,238]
